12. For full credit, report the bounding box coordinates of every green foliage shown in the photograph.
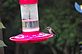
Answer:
[0,40,7,48]
[1,0,21,46]
[39,0,81,50]
[0,21,5,29]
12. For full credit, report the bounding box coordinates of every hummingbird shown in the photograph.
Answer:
[46,26,57,35]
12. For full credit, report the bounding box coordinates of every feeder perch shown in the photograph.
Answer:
[9,0,54,43]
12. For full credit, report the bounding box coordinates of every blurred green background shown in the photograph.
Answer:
[0,0,82,54]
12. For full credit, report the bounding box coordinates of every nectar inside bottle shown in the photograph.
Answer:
[20,4,39,32]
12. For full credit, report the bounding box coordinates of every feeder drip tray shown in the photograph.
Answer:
[9,31,53,43]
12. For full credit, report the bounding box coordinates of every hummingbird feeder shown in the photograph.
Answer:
[9,0,54,43]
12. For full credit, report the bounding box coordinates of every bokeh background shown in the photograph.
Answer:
[0,0,82,54]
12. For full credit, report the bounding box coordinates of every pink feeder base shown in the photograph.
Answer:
[9,31,53,43]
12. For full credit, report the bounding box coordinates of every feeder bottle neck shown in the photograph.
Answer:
[19,0,38,4]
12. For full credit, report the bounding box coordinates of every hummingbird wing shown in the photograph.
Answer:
[52,30,57,35]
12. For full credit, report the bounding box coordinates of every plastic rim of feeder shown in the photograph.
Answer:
[9,31,53,43]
